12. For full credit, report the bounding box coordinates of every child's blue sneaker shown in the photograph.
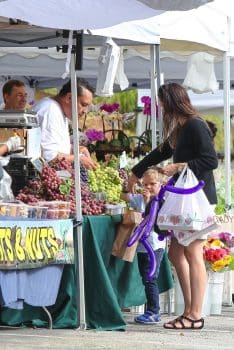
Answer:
[134,311,161,324]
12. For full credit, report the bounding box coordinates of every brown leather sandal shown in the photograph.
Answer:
[163,316,204,330]
[163,315,184,329]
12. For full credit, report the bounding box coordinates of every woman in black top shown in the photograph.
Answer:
[128,83,218,330]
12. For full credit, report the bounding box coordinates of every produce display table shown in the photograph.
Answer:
[0,215,174,330]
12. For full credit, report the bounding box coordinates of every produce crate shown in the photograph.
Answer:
[4,157,39,196]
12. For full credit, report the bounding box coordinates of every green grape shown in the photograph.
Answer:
[88,164,123,203]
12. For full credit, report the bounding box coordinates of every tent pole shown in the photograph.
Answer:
[150,45,157,150]
[70,54,86,329]
[222,16,232,306]
[223,21,232,210]
[155,43,162,143]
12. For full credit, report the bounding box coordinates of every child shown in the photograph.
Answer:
[121,168,166,324]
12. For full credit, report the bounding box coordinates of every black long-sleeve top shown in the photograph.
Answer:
[132,118,218,204]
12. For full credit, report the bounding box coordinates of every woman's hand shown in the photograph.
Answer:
[160,163,187,177]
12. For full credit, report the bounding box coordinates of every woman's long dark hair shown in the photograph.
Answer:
[158,83,199,147]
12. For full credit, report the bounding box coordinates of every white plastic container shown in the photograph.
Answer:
[208,271,224,315]
[105,203,126,215]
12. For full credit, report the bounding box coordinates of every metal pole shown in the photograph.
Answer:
[155,43,162,143]
[223,17,232,210]
[70,53,86,329]
[150,45,157,150]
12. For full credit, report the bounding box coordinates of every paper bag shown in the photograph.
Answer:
[111,210,142,262]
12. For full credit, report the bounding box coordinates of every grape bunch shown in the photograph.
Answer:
[17,178,44,203]
[16,179,43,203]
[49,157,89,183]
[80,163,89,183]
[16,158,105,216]
[16,164,67,203]
[81,184,105,215]
[88,164,123,203]
[48,157,72,171]
[118,168,129,192]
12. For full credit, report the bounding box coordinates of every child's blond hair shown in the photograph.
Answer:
[142,167,166,184]
[142,168,159,180]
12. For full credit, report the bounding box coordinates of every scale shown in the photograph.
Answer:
[0,110,40,195]
[0,110,38,128]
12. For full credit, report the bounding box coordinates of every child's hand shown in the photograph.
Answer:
[142,189,151,203]
[127,173,140,193]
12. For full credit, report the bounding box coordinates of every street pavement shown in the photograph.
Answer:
[0,305,233,350]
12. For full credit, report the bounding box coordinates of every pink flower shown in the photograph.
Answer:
[141,96,151,116]
[204,248,229,263]
[218,232,234,248]
[100,102,120,113]
[141,95,159,119]
[85,129,105,142]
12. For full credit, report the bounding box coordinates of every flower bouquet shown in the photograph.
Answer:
[203,232,234,272]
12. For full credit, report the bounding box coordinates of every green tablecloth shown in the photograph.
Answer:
[0,215,174,330]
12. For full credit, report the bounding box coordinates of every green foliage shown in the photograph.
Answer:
[59,178,73,195]
[214,195,226,215]
[229,258,234,271]
[214,163,234,214]
[204,114,224,152]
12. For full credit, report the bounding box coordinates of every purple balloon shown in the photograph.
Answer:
[127,175,205,281]
[143,198,159,238]
[164,180,204,195]
[127,217,148,247]
[140,238,156,280]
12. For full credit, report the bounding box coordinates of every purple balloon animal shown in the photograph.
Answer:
[127,176,205,279]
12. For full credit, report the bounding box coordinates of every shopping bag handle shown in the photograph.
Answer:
[180,164,188,177]
[163,180,205,195]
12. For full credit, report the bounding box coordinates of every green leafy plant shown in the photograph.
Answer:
[59,178,73,196]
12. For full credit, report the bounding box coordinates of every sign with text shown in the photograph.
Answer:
[0,219,74,269]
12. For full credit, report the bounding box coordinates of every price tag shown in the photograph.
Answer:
[119,151,128,169]
[30,157,46,173]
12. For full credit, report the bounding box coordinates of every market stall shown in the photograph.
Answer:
[0,13,163,330]
[0,215,173,330]
[0,80,174,331]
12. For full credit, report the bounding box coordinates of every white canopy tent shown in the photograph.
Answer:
[0,0,213,30]
[91,0,234,209]
[2,47,234,111]
[0,0,214,328]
